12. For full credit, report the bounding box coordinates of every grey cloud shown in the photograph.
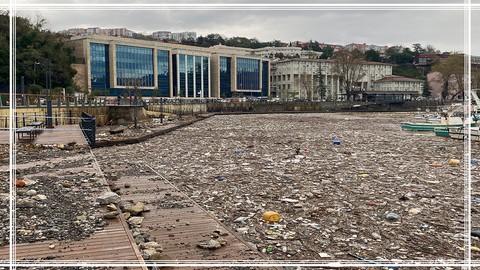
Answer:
[19,8,466,53]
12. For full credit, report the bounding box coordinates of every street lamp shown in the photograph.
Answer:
[44,60,53,128]
[33,62,40,85]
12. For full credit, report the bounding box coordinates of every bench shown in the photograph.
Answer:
[27,121,44,134]
[16,126,37,141]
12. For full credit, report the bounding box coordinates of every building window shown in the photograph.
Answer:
[157,50,169,97]
[220,56,232,98]
[203,57,209,98]
[116,45,154,88]
[236,57,260,90]
[90,43,110,91]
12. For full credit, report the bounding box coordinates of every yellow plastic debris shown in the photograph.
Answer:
[263,211,281,222]
[448,159,460,166]
[357,173,369,178]
[429,163,443,167]
[472,246,480,252]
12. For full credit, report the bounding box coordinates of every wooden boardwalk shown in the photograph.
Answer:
[100,162,266,266]
[0,151,145,267]
[0,125,89,145]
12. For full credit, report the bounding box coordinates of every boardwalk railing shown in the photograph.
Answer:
[80,112,96,147]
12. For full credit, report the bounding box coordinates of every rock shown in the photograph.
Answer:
[31,194,47,201]
[124,183,131,188]
[96,192,120,205]
[135,235,145,245]
[110,126,126,134]
[197,239,222,249]
[17,198,36,208]
[103,211,119,219]
[128,216,144,227]
[372,232,381,240]
[106,203,117,211]
[385,212,400,221]
[142,248,160,260]
[141,241,163,252]
[122,212,131,220]
[0,193,9,202]
[25,189,37,196]
[130,202,146,215]
[62,182,72,188]
[48,244,56,249]
[149,251,165,260]
[408,208,421,215]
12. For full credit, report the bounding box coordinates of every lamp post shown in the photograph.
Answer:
[44,60,53,128]
[33,62,40,85]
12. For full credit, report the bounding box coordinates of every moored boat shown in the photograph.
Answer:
[401,103,467,131]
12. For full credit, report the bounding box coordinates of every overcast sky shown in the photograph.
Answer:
[13,2,474,54]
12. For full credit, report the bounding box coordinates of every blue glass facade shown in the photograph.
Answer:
[195,56,202,97]
[157,50,170,97]
[203,57,209,98]
[219,56,231,98]
[90,43,110,91]
[262,60,269,97]
[116,45,154,87]
[187,55,194,97]
[236,58,260,90]
[178,55,186,97]
[174,54,210,97]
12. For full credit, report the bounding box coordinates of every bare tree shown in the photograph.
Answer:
[295,71,313,100]
[121,74,146,128]
[332,49,365,101]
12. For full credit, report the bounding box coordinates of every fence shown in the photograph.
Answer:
[80,112,96,147]
[6,111,81,129]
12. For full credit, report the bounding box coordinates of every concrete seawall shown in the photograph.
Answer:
[6,99,449,128]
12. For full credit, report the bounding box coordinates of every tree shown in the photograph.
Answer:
[313,64,327,100]
[320,46,334,59]
[364,49,382,62]
[295,71,313,100]
[422,78,432,97]
[384,46,414,64]
[424,45,440,54]
[7,14,78,92]
[28,84,43,94]
[332,49,366,101]
[432,54,464,100]
[0,11,7,89]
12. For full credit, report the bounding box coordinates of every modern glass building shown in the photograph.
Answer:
[89,43,110,91]
[172,54,210,98]
[69,35,269,98]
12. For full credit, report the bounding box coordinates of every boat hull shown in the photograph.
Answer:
[400,122,464,131]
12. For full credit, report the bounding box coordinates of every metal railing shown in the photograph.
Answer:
[80,112,96,147]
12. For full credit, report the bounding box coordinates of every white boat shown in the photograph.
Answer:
[401,103,467,131]
[449,126,480,141]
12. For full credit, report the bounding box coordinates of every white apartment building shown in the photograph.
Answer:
[211,45,322,59]
[271,58,394,100]
[63,27,134,37]
[344,43,389,53]
[171,32,197,42]
[152,31,172,40]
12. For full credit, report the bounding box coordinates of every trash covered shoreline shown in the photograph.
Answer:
[93,112,466,262]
